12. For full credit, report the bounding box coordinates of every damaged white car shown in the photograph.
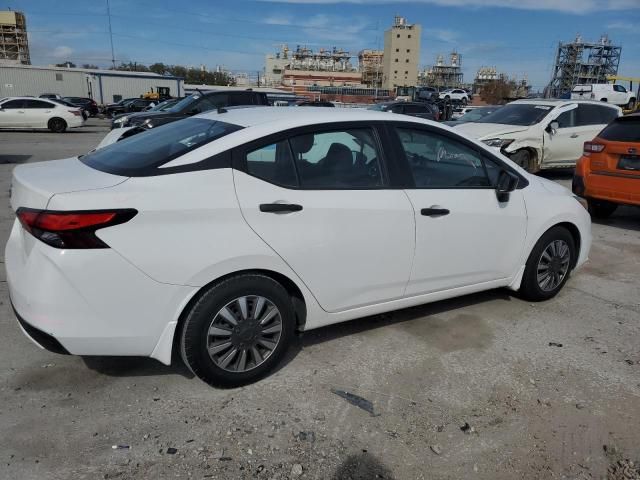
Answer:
[456,99,621,172]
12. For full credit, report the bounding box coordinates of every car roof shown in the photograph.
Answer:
[509,98,618,107]
[1,96,61,101]
[198,106,417,129]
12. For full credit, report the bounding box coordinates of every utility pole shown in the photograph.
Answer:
[106,0,116,68]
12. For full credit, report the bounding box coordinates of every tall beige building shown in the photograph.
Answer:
[382,16,420,90]
[0,11,30,65]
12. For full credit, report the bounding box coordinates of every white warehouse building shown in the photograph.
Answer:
[0,64,184,105]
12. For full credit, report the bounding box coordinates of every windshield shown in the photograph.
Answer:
[149,99,179,112]
[458,107,501,123]
[477,103,553,126]
[81,118,242,176]
[166,94,199,113]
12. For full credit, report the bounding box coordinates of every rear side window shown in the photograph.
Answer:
[577,104,618,126]
[24,100,54,109]
[81,118,242,176]
[599,118,640,142]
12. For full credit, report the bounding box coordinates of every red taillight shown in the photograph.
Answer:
[69,109,81,116]
[583,141,605,156]
[17,208,137,249]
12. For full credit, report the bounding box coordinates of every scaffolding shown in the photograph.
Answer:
[0,11,30,65]
[545,34,621,98]
[419,52,463,88]
[288,45,355,72]
[358,49,383,88]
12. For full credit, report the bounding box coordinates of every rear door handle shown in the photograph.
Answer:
[570,133,579,138]
[421,207,450,217]
[259,203,303,213]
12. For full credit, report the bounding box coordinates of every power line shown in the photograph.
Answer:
[106,0,116,68]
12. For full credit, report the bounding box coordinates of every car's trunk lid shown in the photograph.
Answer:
[10,157,128,211]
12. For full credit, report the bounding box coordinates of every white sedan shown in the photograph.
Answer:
[6,107,591,387]
[439,89,470,103]
[0,96,85,132]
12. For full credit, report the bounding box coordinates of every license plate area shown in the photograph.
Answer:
[618,155,640,171]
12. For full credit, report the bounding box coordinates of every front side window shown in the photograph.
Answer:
[395,127,491,188]
[81,118,242,176]
[289,129,383,188]
[246,141,297,187]
[613,85,626,93]
[555,109,576,128]
[2,99,24,109]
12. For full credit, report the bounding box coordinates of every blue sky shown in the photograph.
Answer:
[10,0,640,90]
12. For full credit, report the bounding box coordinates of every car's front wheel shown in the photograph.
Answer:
[180,273,295,387]
[519,226,576,301]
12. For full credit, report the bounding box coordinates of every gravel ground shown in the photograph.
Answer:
[0,119,639,480]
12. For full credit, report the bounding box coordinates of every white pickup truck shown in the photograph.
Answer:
[571,84,636,110]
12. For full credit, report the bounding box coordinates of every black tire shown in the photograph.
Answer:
[627,99,636,110]
[510,149,534,172]
[48,117,67,133]
[519,226,576,301]
[461,97,468,105]
[587,198,617,219]
[180,273,295,387]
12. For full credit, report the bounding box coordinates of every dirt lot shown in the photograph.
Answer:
[0,120,639,480]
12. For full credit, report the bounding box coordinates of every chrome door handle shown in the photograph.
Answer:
[570,134,579,138]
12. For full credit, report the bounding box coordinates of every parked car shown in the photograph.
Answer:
[438,89,469,104]
[6,107,591,387]
[571,84,636,110]
[103,98,139,117]
[573,113,640,217]
[443,105,501,126]
[456,99,621,172]
[367,101,439,121]
[146,98,182,112]
[39,93,62,100]
[53,98,89,120]
[451,106,477,120]
[125,98,157,113]
[63,97,99,117]
[0,96,84,132]
[111,89,269,129]
[296,100,335,107]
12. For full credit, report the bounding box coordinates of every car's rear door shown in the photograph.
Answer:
[388,122,527,295]
[0,99,27,127]
[23,99,55,128]
[232,122,415,312]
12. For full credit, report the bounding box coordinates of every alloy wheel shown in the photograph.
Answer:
[206,296,283,372]
[536,240,571,292]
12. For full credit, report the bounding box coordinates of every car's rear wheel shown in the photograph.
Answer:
[519,226,575,301]
[587,198,618,218]
[180,273,295,387]
[627,99,636,110]
[48,117,67,133]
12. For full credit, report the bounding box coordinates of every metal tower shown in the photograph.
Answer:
[545,34,621,98]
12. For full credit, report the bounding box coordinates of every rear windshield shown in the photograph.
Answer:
[477,103,553,126]
[81,118,242,176]
[599,117,640,142]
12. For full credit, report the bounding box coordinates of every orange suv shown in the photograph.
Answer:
[573,114,640,218]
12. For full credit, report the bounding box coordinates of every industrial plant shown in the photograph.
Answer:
[545,34,621,98]
[0,10,29,65]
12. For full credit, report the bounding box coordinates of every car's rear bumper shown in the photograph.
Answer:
[5,220,195,359]
[580,172,640,206]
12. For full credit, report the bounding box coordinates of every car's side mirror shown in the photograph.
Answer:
[546,121,559,135]
[496,170,519,202]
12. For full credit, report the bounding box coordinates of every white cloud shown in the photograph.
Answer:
[264,15,293,25]
[424,28,459,43]
[52,46,74,59]
[259,0,636,14]
[606,21,636,31]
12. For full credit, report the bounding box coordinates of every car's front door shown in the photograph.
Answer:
[0,99,26,127]
[543,108,583,166]
[390,124,528,295]
[233,124,415,312]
